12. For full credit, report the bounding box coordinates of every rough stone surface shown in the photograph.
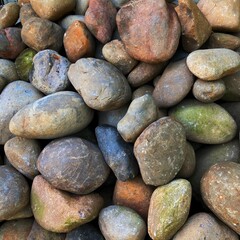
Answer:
[0,3,20,29]
[134,117,186,186]
[201,162,240,234]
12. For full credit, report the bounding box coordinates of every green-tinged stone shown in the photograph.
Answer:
[169,99,237,144]
[15,48,37,81]
[148,179,192,240]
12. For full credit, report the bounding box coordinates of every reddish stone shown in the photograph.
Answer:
[85,0,117,44]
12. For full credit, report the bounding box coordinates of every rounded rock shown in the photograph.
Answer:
[19,3,38,25]
[0,59,19,82]
[132,85,154,100]
[0,3,20,29]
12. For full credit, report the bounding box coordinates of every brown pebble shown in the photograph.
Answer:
[0,3,20,29]
[19,3,38,25]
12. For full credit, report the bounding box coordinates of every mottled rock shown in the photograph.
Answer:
[0,3,20,29]
[85,0,117,44]
[9,91,94,139]
[173,212,239,240]
[201,162,240,234]
[0,81,43,144]
[75,0,89,15]
[176,0,212,52]
[169,99,237,144]
[99,205,146,240]
[21,17,64,52]
[102,39,138,75]
[197,0,240,32]
[186,49,240,80]
[0,59,19,82]
[0,27,26,59]
[19,3,38,25]
[38,137,110,194]
[132,85,154,100]
[0,166,30,221]
[64,21,95,63]
[113,176,154,219]
[4,137,41,179]
[193,79,226,103]
[95,125,139,181]
[148,179,192,240]
[27,221,66,240]
[15,48,37,81]
[68,58,132,111]
[7,204,33,220]
[117,94,158,142]
[153,59,194,108]
[30,50,70,94]
[31,175,104,233]
[30,0,76,21]
[59,15,85,31]
[134,117,186,186]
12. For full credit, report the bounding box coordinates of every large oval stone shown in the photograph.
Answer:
[201,162,240,234]
[148,179,192,240]
[31,175,104,233]
[169,99,237,144]
[9,91,94,139]
[116,0,181,63]
[37,137,110,194]
[134,117,186,186]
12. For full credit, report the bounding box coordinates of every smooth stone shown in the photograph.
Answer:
[65,223,104,240]
[0,166,30,221]
[37,137,110,194]
[99,205,146,240]
[27,221,66,240]
[176,0,212,52]
[0,59,19,82]
[207,33,240,50]
[127,62,167,87]
[9,91,94,139]
[153,59,194,108]
[21,17,64,52]
[134,117,186,186]
[0,3,20,29]
[117,0,181,63]
[64,21,95,63]
[177,141,196,178]
[186,49,240,80]
[98,104,128,128]
[197,0,240,32]
[0,76,6,92]
[68,58,132,111]
[15,48,37,81]
[193,79,226,103]
[75,0,89,15]
[113,176,154,219]
[201,162,240,234]
[0,27,26,59]
[30,50,70,94]
[111,0,130,8]
[189,139,240,196]
[4,137,41,179]
[7,204,33,220]
[173,212,239,240]
[117,94,158,142]
[148,179,192,240]
[31,175,104,233]
[30,0,76,21]
[85,0,117,44]
[132,85,154,100]
[19,3,38,25]
[0,219,33,239]
[102,39,138,75]
[95,125,139,181]
[169,99,237,144]
[0,80,43,144]
[58,15,85,31]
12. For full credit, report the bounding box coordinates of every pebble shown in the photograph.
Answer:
[201,162,240,234]
[37,137,110,194]
[95,125,139,181]
[186,48,240,80]
[68,58,132,111]
[169,99,237,144]
[0,76,7,92]
[19,3,38,25]
[99,205,146,240]
[0,3,20,29]
[134,117,186,186]
[117,94,158,142]
[31,175,104,233]
[30,50,70,94]
[0,59,19,82]
[132,85,154,100]
[148,179,192,240]
[4,137,41,179]
[75,0,89,15]
[58,15,85,31]
[6,204,33,221]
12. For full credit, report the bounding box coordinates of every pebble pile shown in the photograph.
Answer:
[0,0,240,239]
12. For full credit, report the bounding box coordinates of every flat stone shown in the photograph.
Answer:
[186,49,240,80]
